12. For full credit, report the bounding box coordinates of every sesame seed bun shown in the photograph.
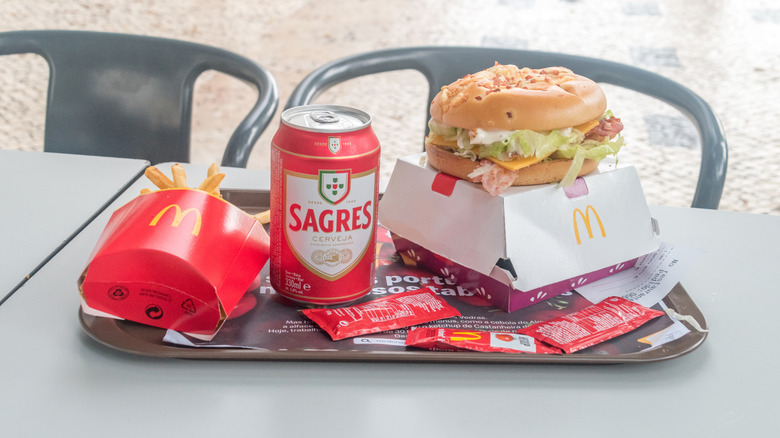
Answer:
[429,64,607,132]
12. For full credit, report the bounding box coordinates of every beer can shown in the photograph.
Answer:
[270,105,380,305]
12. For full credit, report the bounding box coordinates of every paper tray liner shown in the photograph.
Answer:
[78,189,708,364]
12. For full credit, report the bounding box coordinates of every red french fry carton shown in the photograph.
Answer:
[78,188,270,339]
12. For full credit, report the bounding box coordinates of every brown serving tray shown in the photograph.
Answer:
[78,189,708,364]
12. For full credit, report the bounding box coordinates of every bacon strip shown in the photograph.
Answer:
[469,160,518,196]
[585,116,623,142]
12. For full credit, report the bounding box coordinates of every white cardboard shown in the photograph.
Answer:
[378,153,661,292]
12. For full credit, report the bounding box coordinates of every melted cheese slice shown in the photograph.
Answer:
[487,150,555,170]
[427,135,458,148]
[574,120,599,134]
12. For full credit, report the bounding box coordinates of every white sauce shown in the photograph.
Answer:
[469,128,514,145]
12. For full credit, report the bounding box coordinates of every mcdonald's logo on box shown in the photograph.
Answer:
[78,189,270,339]
[149,204,203,236]
[572,205,606,245]
[379,154,661,312]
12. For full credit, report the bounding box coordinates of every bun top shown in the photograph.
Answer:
[430,64,607,131]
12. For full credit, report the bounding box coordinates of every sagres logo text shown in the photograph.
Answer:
[285,169,375,280]
[318,169,350,205]
[572,205,606,245]
[149,204,202,236]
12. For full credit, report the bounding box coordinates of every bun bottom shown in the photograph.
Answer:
[425,143,599,186]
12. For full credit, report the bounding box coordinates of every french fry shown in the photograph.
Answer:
[207,163,221,196]
[140,188,153,195]
[207,163,220,177]
[197,173,225,193]
[254,210,271,225]
[144,166,174,189]
[144,163,225,198]
[171,163,188,188]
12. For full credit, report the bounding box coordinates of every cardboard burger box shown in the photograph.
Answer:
[78,188,270,340]
[378,153,661,312]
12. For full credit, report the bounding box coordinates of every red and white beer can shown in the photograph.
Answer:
[270,105,380,305]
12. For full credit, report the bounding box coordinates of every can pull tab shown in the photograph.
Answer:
[311,111,340,123]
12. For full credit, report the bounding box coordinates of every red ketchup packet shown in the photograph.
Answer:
[517,296,665,354]
[303,288,461,341]
[405,328,562,354]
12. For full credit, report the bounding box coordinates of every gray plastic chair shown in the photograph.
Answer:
[0,30,279,168]
[286,46,727,209]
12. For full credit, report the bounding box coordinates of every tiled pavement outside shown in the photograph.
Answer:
[2,0,778,214]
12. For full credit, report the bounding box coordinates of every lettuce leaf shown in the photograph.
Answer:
[554,135,624,159]
[556,135,625,186]
[477,128,583,160]
[427,118,458,138]
[427,114,625,187]
[429,118,587,160]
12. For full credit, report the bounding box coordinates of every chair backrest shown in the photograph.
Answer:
[286,46,727,209]
[0,30,279,168]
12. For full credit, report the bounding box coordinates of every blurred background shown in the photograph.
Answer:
[1,0,778,214]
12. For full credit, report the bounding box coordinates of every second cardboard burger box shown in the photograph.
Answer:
[378,154,661,312]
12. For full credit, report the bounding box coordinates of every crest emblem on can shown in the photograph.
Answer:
[328,136,341,154]
[319,170,350,205]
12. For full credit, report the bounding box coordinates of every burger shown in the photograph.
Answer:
[425,63,625,195]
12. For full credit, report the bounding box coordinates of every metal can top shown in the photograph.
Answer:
[281,104,372,133]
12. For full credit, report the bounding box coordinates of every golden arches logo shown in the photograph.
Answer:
[572,205,606,245]
[149,204,202,236]
[450,331,483,342]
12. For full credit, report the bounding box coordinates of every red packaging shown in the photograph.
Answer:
[518,296,664,353]
[270,105,380,306]
[405,328,562,354]
[303,288,461,341]
[78,189,270,338]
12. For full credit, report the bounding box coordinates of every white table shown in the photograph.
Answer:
[0,162,777,437]
[0,150,148,302]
